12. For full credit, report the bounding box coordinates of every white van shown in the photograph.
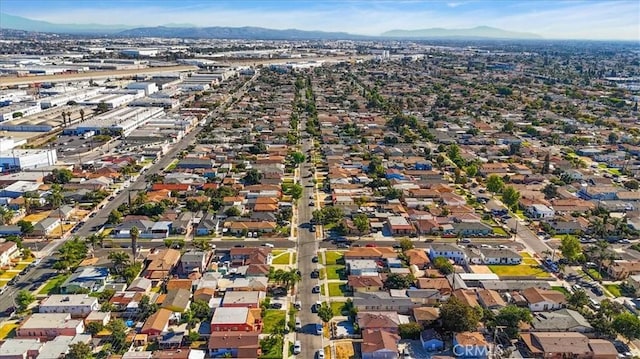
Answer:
[293,341,301,354]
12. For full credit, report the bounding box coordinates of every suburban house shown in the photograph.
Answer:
[161,289,191,312]
[526,204,556,219]
[421,328,445,352]
[0,338,44,358]
[145,249,181,282]
[453,332,490,359]
[429,244,467,265]
[127,277,153,292]
[16,313,85,339]
[346,259,379,276]
[404,248,430,269]
[60,266,109,294]
[112,220,171,239]
[196,212,217,236]
[347,275,384,293]
[207,332,261,359]
[32,217,61,237]
[521,332,617,359]
[522,287,567,312]
[353,292,417,314]
[607,260,640,280]
[220,291,264,308]
[476,289,506,310]
[0,240,19,266]
[357,312,401,334]
[477,248,523,265]
[529,309,593,333]
[141,308,172,338]
[210,307,262,333]
[452,222,493,236]
[412,307,440,327]
[361,329,400,359]
[386,216,415,235]
[38,294,99,317]
[229,247,272,266]
[180,250,210,274]
[344,247,397,260]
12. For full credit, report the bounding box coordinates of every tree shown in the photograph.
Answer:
[542,152,550,174]
[317,302,333,323]
[289,184,303,200]
[138,295,158,320]
[493,305,532,339]
[433,256,454,275]
[224,206,241,217]
[193,237,211,251]
[560,235,584,263]
[542,184,558,200]
[107,209,123,225]
[608,132,619,144]
[243,169,262,185]
[399,238,414,252]
[249,142,267,155]
[353,214,370,236]
[624,180,639,190]
[383,273,415,290]
[0,206,14,225]
[16,290,35,312]
[398,322,423,339]
[17,219,34,234]
[290,151,305,164]
[66,342,94,359]
[108,251,130,276]
[106,319,128,354]
[612,312,640,342]
[130,226,140,263]
[96,101,109,114]
[191,299,211,321]
[50,168,73,184]
[439,296,480,333]
[85,322,104,335]
[486,174,505,194]
[502,186,520,210]
[465,164,478,177]
[568,289,589,309]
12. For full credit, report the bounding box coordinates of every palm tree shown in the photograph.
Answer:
[0,206,14,225]
[46,184,64,209]
[108,251,130,276]
[130,226,140,264]
[285,268,302,292]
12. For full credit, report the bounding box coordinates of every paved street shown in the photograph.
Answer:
[0,256,58,316]
[294,137,324,358]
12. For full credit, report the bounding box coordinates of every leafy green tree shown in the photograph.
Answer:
[107,209,123,225]
[542,184,558,199]
[383,273,415,289]
[502,186,520,210]
[486,175,505,194]
[493,305,532,338]
[243,169,262,185]
[249,142,267,155]
[465,164,478,177]
[106,319,128,354]
[433,256,454,275]
[399,238,414,252]
[353,214,370,236]
[439,296,480,333]
[85,322,104,335]
[193,237,211,251]
[138,295,158,320]
[108,251,130,276]
[50,168,73,184]
[398,322,423,339]
[191,299,211,321]
[66,342,94,359]
[568,289,589,308]
[317,302,333,323]
[224,206,241,217]
[613,312,640,342]
[16,290,35,311]
[560,235,584,263]
[290,151,305,164]
[289,184,303,200]
[17,220,34,234]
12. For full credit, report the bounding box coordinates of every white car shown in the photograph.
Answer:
[293,341,301,354]
[317,350,325,359]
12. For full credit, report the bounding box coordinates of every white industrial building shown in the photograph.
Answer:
[0,102,42,122]
[40,88,103,109]
[0,148,58,171]
[39,294,99,316]
[120,48,159,57]
[126,82,158,96]
[79,93,139,109]
[129,97,179,109]
[63,106,164,136]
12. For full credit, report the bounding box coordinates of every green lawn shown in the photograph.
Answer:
[39,274,70,295]
[259,336,283,359]
[488,264,551,278]
[585,268,603,281]
[328,283,349,297]
[323,251,344,265]
[0,272,16,280]
[330,301,346,317]
[551,286,571,297]
[271,253,291,265]
[0,280,9,288]
[325,265,346,280]
[492,227,508,236]
[262,310,286,334]
[13,263,28,271]
[604,284,622,297]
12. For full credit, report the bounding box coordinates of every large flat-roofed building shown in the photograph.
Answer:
[0,338,43,358]
[0,102,42,122]
[40,88,102,109]
[0,148,57,171]
[16,313,85,339]
[39,294,99,317]
[63,106,164,136]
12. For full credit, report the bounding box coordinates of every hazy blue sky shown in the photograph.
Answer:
[2,0,639,40]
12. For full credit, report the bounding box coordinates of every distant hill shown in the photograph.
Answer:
[117,26,362,40]
[0,13,131,34]
[381,26,541,39]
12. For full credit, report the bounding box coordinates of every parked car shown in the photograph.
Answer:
[295,317,302,331]
[270,303,283,309]
[312,256,319,263]
[312,285,321,293]
[592,286,604,296]
[317,350,325,359]
[310,270,319,278]
[293,341,301,355]
[316,323,323,335]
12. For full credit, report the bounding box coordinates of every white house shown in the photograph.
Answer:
[346,259,379,276]
[429,244,467,265]
[479,248,523,265]
[522,287,567,312]
[39,294,99,317]
[526,204,555,219]
[0,241,19,267]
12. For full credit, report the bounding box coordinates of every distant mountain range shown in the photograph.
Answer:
[381,26,541,39]
[0,13,542,40]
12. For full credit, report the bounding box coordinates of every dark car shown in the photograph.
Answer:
[312,256,319,263]
[312,285,321,293]
[234,244,245,248]
[270,303,283,309]
[592,286,604,296]
[310,270,320,278]
[310,226,316,232]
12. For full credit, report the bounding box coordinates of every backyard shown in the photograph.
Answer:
[262,310,286,334]
[488,263,551,278]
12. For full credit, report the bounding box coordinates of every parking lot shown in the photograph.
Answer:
[54,135,116,158]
